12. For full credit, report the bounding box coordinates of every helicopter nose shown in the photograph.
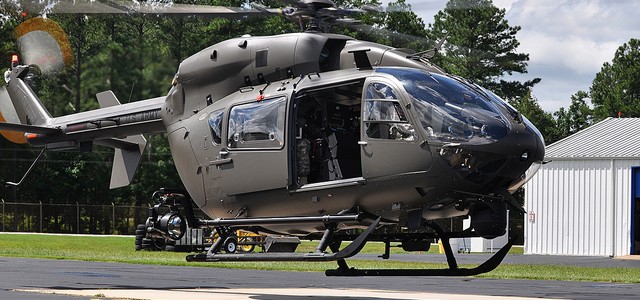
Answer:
[500,117,545,179]
[436,116,545,188]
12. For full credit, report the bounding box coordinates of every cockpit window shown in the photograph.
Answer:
[208,109,224,145]
[366,82,399,100]
[228,97,286,149]
[363,82,415,141]
[376,68,508,144]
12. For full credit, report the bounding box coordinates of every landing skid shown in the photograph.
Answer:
[185,215,512,277]
[325,221,514,277]
[156,188,513,277]
[325,236,514,276]
[187,217,380,262]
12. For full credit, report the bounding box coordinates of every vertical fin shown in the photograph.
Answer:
[109,135,147,189]
[95,90,144,189]
[96,90,120,108]
[0,85,27,143]
[5,66,52,126]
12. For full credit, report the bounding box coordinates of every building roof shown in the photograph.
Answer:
[546,117,640,159]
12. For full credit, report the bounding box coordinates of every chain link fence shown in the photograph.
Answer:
[0,200,524,244]
[0,200,149,235]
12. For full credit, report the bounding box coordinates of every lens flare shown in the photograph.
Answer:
[15,17,73,76]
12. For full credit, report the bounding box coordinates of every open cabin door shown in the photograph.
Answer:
[292,80,364,188]
[359,78,432,178]
[209,96,290,196]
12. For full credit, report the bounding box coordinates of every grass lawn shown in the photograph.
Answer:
[0,233,638,283]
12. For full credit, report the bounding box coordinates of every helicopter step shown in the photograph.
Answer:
[186,217,380,262]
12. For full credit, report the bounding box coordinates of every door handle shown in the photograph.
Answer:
[209,148,232,166]
[209,158,232,166]
[358,141,368,146]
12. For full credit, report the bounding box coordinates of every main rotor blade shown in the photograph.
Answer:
[17,0,271,19]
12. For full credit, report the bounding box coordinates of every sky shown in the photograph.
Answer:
[2,0,637,113]
[396,0,640,112]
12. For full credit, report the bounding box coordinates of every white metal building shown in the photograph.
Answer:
[524,117,640,257]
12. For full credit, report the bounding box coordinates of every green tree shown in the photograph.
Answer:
[553,107,570,140]
[511,90,559,144]
[591,38,640,120]
[331,0,432,51]
[370,0,430,49]
[427,0,539,101]
[554,90,593,139]
[0,13,170,206]
[0,4,18,69]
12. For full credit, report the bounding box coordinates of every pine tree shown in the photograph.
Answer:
[591,38,640,120]
[427,0,539,101]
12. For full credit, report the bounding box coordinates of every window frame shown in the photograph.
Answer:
[207,108,224,146]
[226,96,288,150]
[363,81,417,142]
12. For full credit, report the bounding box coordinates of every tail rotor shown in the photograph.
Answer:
[14,16,73,77]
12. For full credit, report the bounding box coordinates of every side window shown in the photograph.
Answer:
[228,97,286,149]
[208,109,224,145]
[364,82,415,141]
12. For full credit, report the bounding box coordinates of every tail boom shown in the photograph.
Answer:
[3,65,165,148]
[2,65,167,188]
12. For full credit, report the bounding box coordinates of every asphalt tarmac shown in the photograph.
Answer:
[355,252,640,268]
[1,254,638,300]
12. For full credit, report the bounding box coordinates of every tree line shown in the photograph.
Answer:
[0,0,638,207]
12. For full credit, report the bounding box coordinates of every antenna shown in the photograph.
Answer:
[6,148,46,187]
[128,82,136,103]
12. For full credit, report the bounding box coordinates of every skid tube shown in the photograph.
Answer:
[326,221,515,277]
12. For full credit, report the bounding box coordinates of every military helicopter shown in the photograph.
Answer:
[0,0,545,276]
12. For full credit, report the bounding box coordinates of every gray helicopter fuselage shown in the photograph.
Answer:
[163,32,442,125]
[0,1,542,273]
[161,32,544,234]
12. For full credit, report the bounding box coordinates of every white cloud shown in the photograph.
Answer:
[493,0,516,11]
[505,0,640,111]
[518,32,619,75]
[395,0,639,112]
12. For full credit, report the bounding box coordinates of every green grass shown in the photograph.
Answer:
[0,233,637,283]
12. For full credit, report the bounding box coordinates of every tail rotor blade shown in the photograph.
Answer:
[15,17,73,76]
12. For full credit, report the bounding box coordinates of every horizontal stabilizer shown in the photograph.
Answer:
[106,135,147,189]
[0,113,26,144]
[0,121,60,135]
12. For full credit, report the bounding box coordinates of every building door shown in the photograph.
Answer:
[632,167,640,254]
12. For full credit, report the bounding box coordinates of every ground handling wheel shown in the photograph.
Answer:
[134,224,146,251]
[224,238,238,253]
[240,237,256,253]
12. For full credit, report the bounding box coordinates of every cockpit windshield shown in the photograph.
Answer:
[376,68,509,145]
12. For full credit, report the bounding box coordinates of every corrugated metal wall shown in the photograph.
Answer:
[614,160,635,256]
[524,159,637,256]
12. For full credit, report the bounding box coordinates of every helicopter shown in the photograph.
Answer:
[0,0,545,277]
